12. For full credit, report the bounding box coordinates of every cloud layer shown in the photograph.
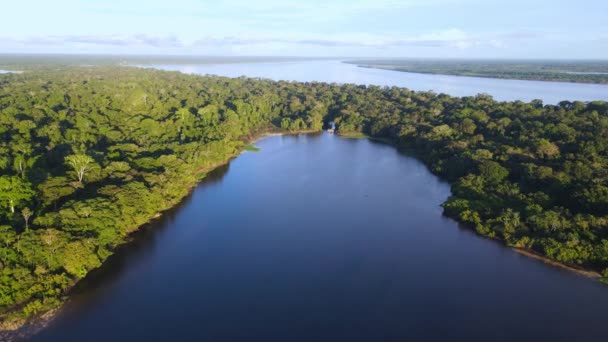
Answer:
[2,29,539,52]
[1,0,606,58]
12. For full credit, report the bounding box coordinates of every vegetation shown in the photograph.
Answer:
[337,131,368,139]
[0,54,331,71]
[243,144,261,152]
[346,59,608,84]
[0,66,328,328]
[0,65,608,328]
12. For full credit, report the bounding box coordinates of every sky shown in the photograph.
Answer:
[1,0,607,58]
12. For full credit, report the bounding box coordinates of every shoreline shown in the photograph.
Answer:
[512,248,601,279]
[342,132,608,282]
[0,129,321,340]
[3,129,606,339]
[276,131,608,283]
[249,130,320,143]
[360,133,608,282]
[353,64,608,85]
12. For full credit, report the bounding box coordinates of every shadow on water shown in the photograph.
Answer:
[56,163,232,314]
[199,162,231,186]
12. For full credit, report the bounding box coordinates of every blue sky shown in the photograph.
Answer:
[1,0,607,58]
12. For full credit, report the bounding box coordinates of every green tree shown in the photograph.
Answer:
[0,176,34,215]
[65,154,97,184]
[478,161,509,183]
[21,207,32,231]
[535,139,560,159]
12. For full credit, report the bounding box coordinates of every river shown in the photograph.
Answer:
[33,134,608,341]
[146,60,608,104]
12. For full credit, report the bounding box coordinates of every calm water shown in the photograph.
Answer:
[148,60,608,104]
[34,134,608,341]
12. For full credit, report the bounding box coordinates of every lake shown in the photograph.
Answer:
[146,60,608,104]
[33,134,608,341]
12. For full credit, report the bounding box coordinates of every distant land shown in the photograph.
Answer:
[345,59,608,84]
[0,54,335,70]
[2,54,608,84]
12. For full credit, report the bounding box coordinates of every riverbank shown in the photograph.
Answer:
[250,130,320,142]
[30,131,608,341]
[0,308,59,341]
[337,131,394,145]
[340,131,608,284]
[337,128,608,283]
[513,248,602,279]
[336,131,368,139]
[351,63,608,85]
[3,130,607,339]
[0,128,321,340]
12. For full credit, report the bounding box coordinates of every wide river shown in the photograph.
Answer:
[147,60,608,104]
[34,134,608,341]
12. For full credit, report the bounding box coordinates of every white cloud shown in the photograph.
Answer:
[3,35,184,48]
[1,28,540,53]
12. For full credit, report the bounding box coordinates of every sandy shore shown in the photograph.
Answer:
[513,248,602,279]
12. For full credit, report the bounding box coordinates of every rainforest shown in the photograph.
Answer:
[1,66,608,331]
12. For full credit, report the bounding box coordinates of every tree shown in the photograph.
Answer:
[459,118,477,135]
[478,161,509,183]
[499,208,521,236]
[38,177,76,209]
[0,176,34,215]
[60,241,101,278]
[2,63,608,326]
[65,154,96,184]
[535,139,560,159]
[21,207,32,231]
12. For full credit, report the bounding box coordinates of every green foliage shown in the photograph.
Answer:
[0,65,608,325]
[0,176,34,217]
[0,67,328,322]
[478,161,509,184]
[60,241,101,278]
[243,144,261,152]
[65,154,97,184]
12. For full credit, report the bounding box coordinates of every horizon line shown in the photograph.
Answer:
[0,53,607,62]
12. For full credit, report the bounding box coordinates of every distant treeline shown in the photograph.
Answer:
[0,66,607,328]
[346,59,608,84]
[0,54,332,70]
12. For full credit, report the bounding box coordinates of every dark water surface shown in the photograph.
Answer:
[33,134,608,341]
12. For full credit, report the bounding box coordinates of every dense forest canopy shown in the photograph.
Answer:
[0,66,607,328]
